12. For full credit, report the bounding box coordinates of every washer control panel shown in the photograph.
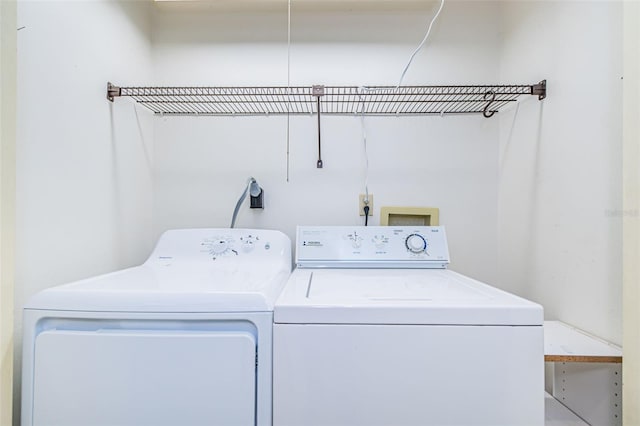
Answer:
[297,226,450,268]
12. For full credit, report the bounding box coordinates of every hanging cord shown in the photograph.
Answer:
[359,0,444,94]
[286,0,291,182]
[396,0,445,88]
[356,0,445,214]
[358,90,370,206]
[358,91,371,226]
[230,177,258,228]
[287,0,291,88]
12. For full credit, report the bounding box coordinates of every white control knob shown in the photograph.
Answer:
[347,232,362,249]
[210,239,229,254]
[405,234,427,253]
[241,236,257,252]
[372,235,387,249]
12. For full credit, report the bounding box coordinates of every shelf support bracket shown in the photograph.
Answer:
[532,79,546,100]
[107,82,121,102]
[313,85,325,168]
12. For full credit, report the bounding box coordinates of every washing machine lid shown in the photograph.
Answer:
[274,269,543,325]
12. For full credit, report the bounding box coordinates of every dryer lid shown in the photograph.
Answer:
[25,228,292,313]
[25,263,291,313]
[274,269,543,326]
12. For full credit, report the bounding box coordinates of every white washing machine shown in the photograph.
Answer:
[273,226,544,426]
[21,228,291,426]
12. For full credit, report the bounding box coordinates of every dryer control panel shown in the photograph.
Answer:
[296,226,450,268]
[145,228,291,263]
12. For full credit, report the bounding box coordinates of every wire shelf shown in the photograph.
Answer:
[107,81,546,118]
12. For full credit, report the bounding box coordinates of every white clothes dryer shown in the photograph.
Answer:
[21,228,291,426]
[273,226,544,426]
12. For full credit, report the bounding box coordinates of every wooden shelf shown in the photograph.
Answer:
[544,321,622,364]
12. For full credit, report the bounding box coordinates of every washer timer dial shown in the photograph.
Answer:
[405,233,427,253]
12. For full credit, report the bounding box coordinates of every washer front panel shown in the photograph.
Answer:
[273,323,544,426]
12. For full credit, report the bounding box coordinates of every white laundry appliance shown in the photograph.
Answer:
[21,228,291,426]
[273,226,544,426]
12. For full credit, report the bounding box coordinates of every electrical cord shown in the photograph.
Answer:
[359,0,445,97]
[364,205,370,226]
[359,97,370,208]
[286,0,291,182]
[356,0,445,215]
[397,0,445,87]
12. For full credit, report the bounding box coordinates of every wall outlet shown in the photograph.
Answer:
[359,194,373,216]
[250,189,264,209]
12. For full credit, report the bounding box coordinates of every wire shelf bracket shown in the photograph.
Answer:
[106,81,547,117]
[107,82,121,102]
[532,80,546,100]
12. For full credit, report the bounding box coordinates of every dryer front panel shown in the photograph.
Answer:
[32,328,256,426]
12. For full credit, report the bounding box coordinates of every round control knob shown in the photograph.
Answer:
[372,235,387,249]
[209,239,229,254]
[241,236,257,252]
[347,232,362,249]
[405,234,427,253]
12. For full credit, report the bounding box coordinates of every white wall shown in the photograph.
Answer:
[151,0,503,283]
[151,0,623,346]
[623,1,640,421]
[498,1,622,344]
[14,1,154,422]
[10,0,624,420]
[1,1,17,424]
